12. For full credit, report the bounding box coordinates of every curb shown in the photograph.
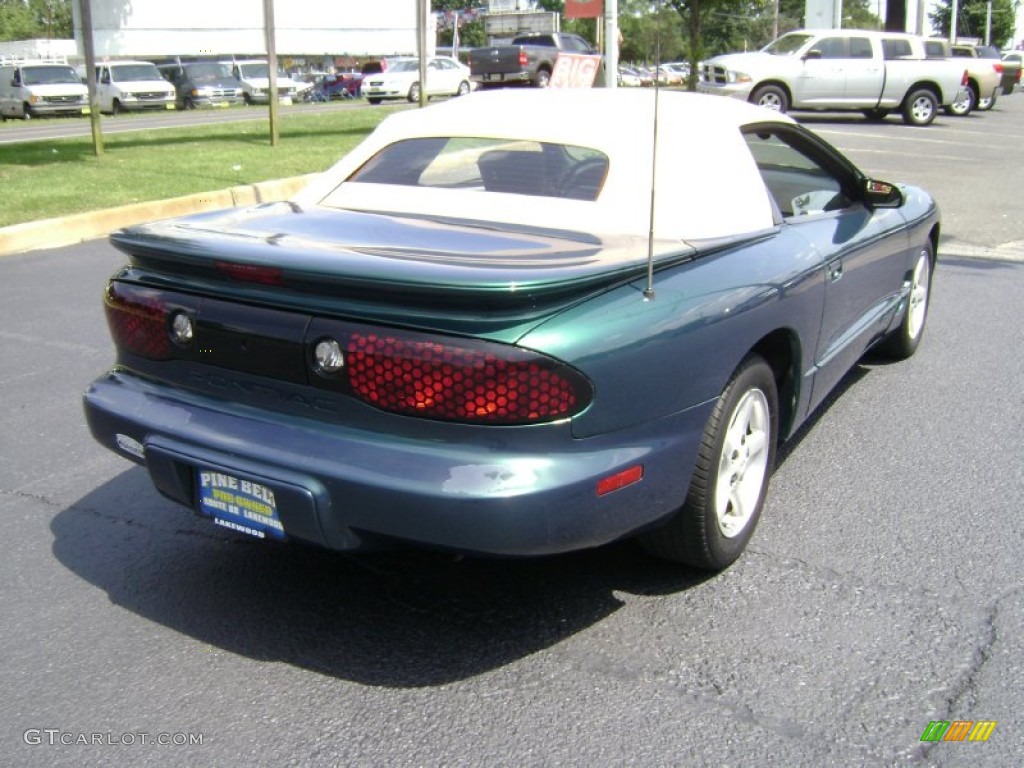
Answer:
[0,174,318,258]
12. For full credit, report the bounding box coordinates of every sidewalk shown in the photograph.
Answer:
[0,174,317,258]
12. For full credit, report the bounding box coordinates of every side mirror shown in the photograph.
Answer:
[864,179,904,208]
[803,49,823,61]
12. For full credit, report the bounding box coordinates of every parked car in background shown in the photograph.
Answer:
[0,58,89,119]
[953,44,1005,108]
[84,89,938,572]
[618,67,642,87]
[655,64,684,85]
[661,62,690,83]
[156,61,244,109]
[92,60,175,114]
[313,71,361,100]
[1000,51,1022,93]
[469,32,595,88]
[699,29,968,125]
[925,40,1003,113]
[229,60,301,105]
[362,56,471,104]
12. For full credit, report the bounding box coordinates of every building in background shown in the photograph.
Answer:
[71,0,418,64]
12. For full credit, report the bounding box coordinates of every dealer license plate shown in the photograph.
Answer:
[196,469,286,541]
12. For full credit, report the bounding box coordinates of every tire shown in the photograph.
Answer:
[639,355,778,570]
[944,85,975,116]
[533,69,551,88]
[902,88,938,126]
[456,80,471,97]
[112,99,124,115]
[22,103,33,120]
[976,88,997,111]
[862,108,891,121]
[367,97,382,105]
[750,84,789,113]
[408,82,421,102]
[243,93,254,106]
[878,242,933,360]
[183,98,195,110]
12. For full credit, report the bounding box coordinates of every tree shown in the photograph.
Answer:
[436,16,487,50]
[929,0,1016,48]
[667,0,772,89]
[0,0,72,42]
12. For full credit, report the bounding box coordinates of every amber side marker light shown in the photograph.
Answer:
[596,465,644,496]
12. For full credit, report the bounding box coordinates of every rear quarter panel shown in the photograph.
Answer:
[518,229,827,440]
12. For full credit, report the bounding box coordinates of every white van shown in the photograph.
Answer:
[93,60,176,114]
[0,57,89,120]
[229,60,299,105]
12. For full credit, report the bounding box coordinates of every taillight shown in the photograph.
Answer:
[342,331,591,425]
[215,260,283,285]
[993,62,1004,74]
[519,50,529,68]
[104,282,172,360]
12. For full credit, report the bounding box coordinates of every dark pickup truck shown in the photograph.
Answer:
[469,33,596,88]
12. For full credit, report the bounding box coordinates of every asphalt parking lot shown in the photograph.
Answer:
[1,92,1022,766]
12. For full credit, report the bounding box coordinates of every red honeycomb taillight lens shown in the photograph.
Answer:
[104,282,172,360]
[343,331,591,425]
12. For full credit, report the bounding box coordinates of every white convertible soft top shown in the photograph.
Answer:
[294,88,792,241]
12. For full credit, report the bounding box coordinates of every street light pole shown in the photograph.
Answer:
[78,0,103,156]
[264,0,279,146]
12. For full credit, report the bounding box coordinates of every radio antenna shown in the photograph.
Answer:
[643,1,663,301]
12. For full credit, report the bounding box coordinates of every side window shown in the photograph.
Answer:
[743,128,854,219]
[815,37,847,59]
[849,37,873,58]
[883,39,913,60]
[101,68,111,84]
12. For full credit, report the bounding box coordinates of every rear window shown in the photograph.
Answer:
[349,137,609,201]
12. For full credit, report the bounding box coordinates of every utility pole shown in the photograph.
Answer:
[264,0,279,146]
[78,0,103,156]
[605,0,619,89]
[417,0,428,107]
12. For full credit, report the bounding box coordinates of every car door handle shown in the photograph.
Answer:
[827,258,843,282]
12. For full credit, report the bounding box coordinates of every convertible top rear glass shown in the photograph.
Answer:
[348,137,610,201]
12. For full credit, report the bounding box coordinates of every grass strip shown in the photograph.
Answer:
[0,106,399,228]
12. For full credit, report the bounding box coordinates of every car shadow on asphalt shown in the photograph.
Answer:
[51,469,718,687]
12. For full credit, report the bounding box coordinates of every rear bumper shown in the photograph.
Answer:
[471,71,533,85]
[83,370,709,556]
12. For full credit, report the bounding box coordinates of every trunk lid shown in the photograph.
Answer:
[111,202,686,338]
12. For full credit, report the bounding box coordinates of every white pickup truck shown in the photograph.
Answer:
[698,29,968,126]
